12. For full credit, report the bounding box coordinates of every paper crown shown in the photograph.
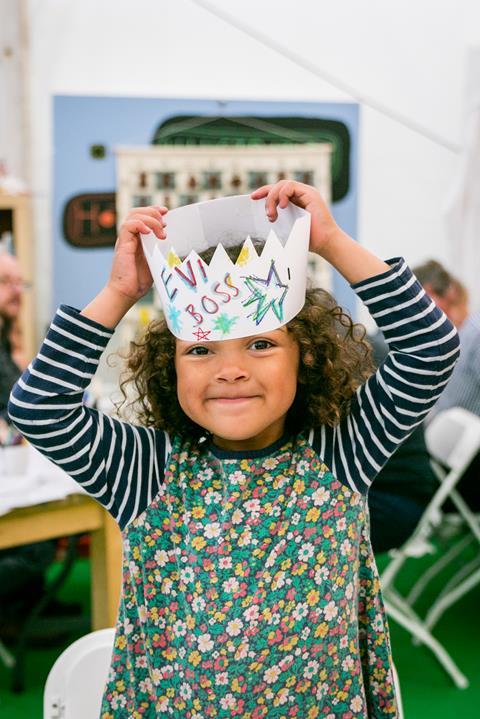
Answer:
[140,194,310,341]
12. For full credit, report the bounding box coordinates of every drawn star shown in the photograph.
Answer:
[193,327,211,341]
[213,313,238,337]
[242,260,289,325]
[167,304,182,334]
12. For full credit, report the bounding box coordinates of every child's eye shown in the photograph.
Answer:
[249,339,274,351]
[187,345,210,356]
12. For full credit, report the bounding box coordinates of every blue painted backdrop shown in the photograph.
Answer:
[53,97,359,315]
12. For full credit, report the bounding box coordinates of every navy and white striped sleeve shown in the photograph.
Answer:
[313,258,460,495]
[8,305,168,530]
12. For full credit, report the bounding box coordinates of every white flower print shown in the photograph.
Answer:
[154,549,169,567]
[111,695,127,710]
[180,683,193,700]
[173,620,187,637]
[373,614,385,632]
[237,529,252,546]
[350,695,363,712]
[215,672,229,686]
[205,522,221,539]
[244,499,261,514]
[197,633,214,652]
[128,560,140,577]
[262,457,278,470]
[345,582,354,600]
[124,617,134,635]
[151,667,162,686]
[323,601,338,621]
[135,655,147,668]
[162,577,173,594]
[220,694,236,709]
[219,556,233,569]
[342,655,355,672]
[303,659,319,679]
[291,512,301,526]
[312,487,330,506]
[231,509,245,524]
[226,618,244,636]
[223,577,239,594]
[336,517,347,532]
[301,626,311,641]
[296,459,310,475]
[293,603,309,621]
[139,678,153,694]
[314,566,329,585]
[298,542,315,561]
[181,566,195,584]
[235,641,249,659]
[229,470,246,485]
[192,596,206,612]
[205,491,222,505]
[244,606,260,622]
[198,467,214,481]
[340,539,352,556]
[263,665,281,684]
[276,687,289,704]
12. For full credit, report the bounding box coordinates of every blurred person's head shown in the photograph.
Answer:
[447,278,469,327]
[413,259,469,327]
[0,253,24,322]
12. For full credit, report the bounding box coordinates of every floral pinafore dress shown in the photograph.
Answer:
[100,432,398,718]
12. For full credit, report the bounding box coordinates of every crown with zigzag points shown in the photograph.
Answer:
[140,194,310,341]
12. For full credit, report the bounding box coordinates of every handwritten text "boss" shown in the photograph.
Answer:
[161,259,241,325]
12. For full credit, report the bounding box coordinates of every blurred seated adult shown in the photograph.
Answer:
[0,252,69,643]
[415,259,480,511]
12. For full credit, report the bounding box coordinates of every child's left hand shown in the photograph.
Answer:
[251,180,340,256]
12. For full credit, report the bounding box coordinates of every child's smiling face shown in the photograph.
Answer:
[175,327,300,451]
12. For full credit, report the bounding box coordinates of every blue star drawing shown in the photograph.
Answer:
[242,260,289,325]
[213,313,238,337]
[167,304,182,334]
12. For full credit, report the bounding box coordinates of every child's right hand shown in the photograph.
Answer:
[107,206,167,303]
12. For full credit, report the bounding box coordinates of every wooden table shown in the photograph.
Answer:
[0,494,122,629]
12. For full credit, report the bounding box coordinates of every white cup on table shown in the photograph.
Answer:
[0,445,30,477]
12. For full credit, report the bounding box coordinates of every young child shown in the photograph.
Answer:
[9,181,459,718]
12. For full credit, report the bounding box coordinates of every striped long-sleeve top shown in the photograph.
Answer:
[8,258,459,531]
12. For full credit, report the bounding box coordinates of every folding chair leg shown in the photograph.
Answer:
[406,534,473,605]
[384,596,469,688]
[0,640,15,669]
[425,565,480,633]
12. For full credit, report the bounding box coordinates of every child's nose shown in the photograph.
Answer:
[215,357,249,383]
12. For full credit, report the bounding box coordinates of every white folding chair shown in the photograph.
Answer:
[381,407,480,689]
[44,628,115,719]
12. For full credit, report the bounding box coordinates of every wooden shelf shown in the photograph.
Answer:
[0,193,36,359]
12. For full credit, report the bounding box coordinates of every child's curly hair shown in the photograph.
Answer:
[118,244,374,439]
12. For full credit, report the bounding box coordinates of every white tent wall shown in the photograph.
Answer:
[22,0,480,331]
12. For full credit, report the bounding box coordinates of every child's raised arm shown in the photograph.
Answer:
[251,180,389,284]
[253,180,460,494]
[8,206,170,530]
[81,205,167,328]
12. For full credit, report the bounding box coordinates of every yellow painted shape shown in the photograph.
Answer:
[235,246,250,266]
[167,249,181,267]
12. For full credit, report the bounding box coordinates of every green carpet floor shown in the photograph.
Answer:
[0,551,479,718]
